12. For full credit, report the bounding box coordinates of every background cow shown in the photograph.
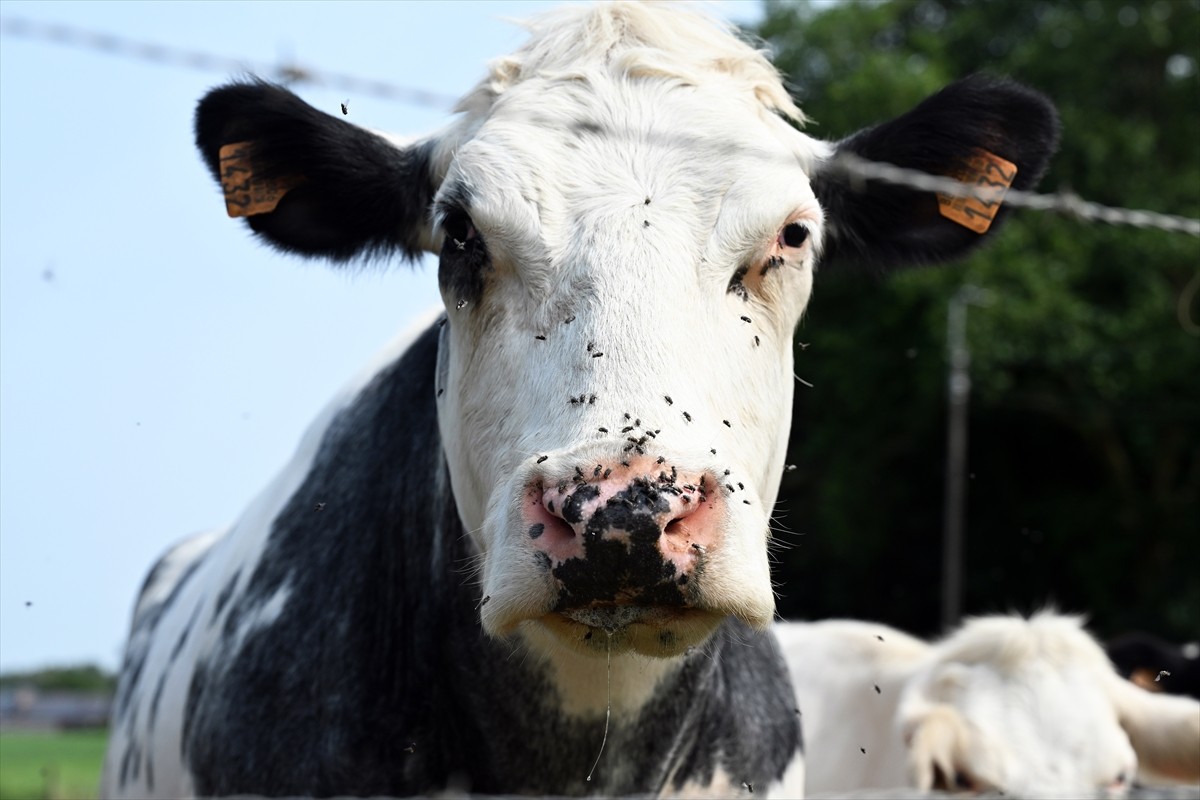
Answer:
[102,2,1058,797]
[777,612,1200,798]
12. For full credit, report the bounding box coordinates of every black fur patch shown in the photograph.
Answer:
[209,567,241,625]
[727,264,750,301]
[561,483,600,525]
[118,740,138,788]
[813,74,1060,270]
[551,479,685,609]
[147,671,168,736]
[111,553,206,722]
[169,603,203,665]
[194,80,435,262]
[437,209,491,311]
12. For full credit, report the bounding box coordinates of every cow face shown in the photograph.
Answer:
[432,75,825,658]
[194,5,1058,659]
[899,615,1200,797]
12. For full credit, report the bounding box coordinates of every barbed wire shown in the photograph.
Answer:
[0,15,458,110]
[828,153,1200,237]
[4,15,1199,238]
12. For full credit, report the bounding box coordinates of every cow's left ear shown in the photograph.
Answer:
[195,80,436,262]
[812,74,1060,270]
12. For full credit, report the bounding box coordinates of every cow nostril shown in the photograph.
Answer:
[531,514,575,544]
[664,518,686,537]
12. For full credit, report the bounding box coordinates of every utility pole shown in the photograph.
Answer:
[941,285,991,632]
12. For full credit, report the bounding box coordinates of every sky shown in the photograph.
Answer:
[0,1,766,673]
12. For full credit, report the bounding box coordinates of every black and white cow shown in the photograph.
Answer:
[102,3,1059,797]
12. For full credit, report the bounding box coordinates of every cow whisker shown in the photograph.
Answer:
[585,631,613,783]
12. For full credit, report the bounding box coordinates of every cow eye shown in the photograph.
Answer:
[440,209,480,252]
[779,222,809,249]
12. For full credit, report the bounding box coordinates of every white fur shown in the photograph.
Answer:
[774,612,1200,798]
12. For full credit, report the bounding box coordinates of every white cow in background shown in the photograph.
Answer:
[777,612,1200,798]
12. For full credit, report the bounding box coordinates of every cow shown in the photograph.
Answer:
[101,3,1060,797]
[776,612,1200,798]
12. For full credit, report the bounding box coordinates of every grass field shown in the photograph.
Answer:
[0,730,106,800]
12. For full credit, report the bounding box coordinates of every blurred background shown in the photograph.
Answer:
[760,0,1199,643]
[1,1,1197,797]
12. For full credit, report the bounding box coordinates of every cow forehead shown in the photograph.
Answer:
[914,615,1138,786]
[955,662,1132,785]
[439,78,825,269]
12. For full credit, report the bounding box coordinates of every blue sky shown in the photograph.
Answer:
[0,1,765,672]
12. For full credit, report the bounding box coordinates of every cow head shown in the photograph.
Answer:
[194,4,1058,659]
[898,614,1200,797]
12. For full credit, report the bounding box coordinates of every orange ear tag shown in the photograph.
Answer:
[217,142,304,218]
[936,149,1018,234]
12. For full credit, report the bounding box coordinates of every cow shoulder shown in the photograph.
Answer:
[179,319,456,796]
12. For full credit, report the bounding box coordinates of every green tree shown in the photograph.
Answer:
[760,0,1200,640]
[0,664,116,693]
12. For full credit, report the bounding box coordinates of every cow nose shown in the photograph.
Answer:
[524,462,722,608]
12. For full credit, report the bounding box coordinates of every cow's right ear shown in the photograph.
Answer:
[194,80,436,262]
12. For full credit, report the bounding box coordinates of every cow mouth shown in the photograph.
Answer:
[562,604,663,631]
[536,604,722,658]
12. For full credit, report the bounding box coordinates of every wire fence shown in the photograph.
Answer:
[828,152,1200,237]
[3,14,1200,239]
[0,15,458,110]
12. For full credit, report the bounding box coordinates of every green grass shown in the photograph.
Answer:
[0,730,106,800]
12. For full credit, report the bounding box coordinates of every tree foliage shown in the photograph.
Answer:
[0,664,116,693]
[759,0,1200,640]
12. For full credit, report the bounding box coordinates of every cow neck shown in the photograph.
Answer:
[432,542,800,795]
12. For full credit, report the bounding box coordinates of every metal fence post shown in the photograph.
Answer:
[941,285,991,632]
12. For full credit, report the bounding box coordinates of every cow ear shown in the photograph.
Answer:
[1107,672,1200,784]
[903,704,975,792]
[194,80,436,262]
[812,74,1060,270]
